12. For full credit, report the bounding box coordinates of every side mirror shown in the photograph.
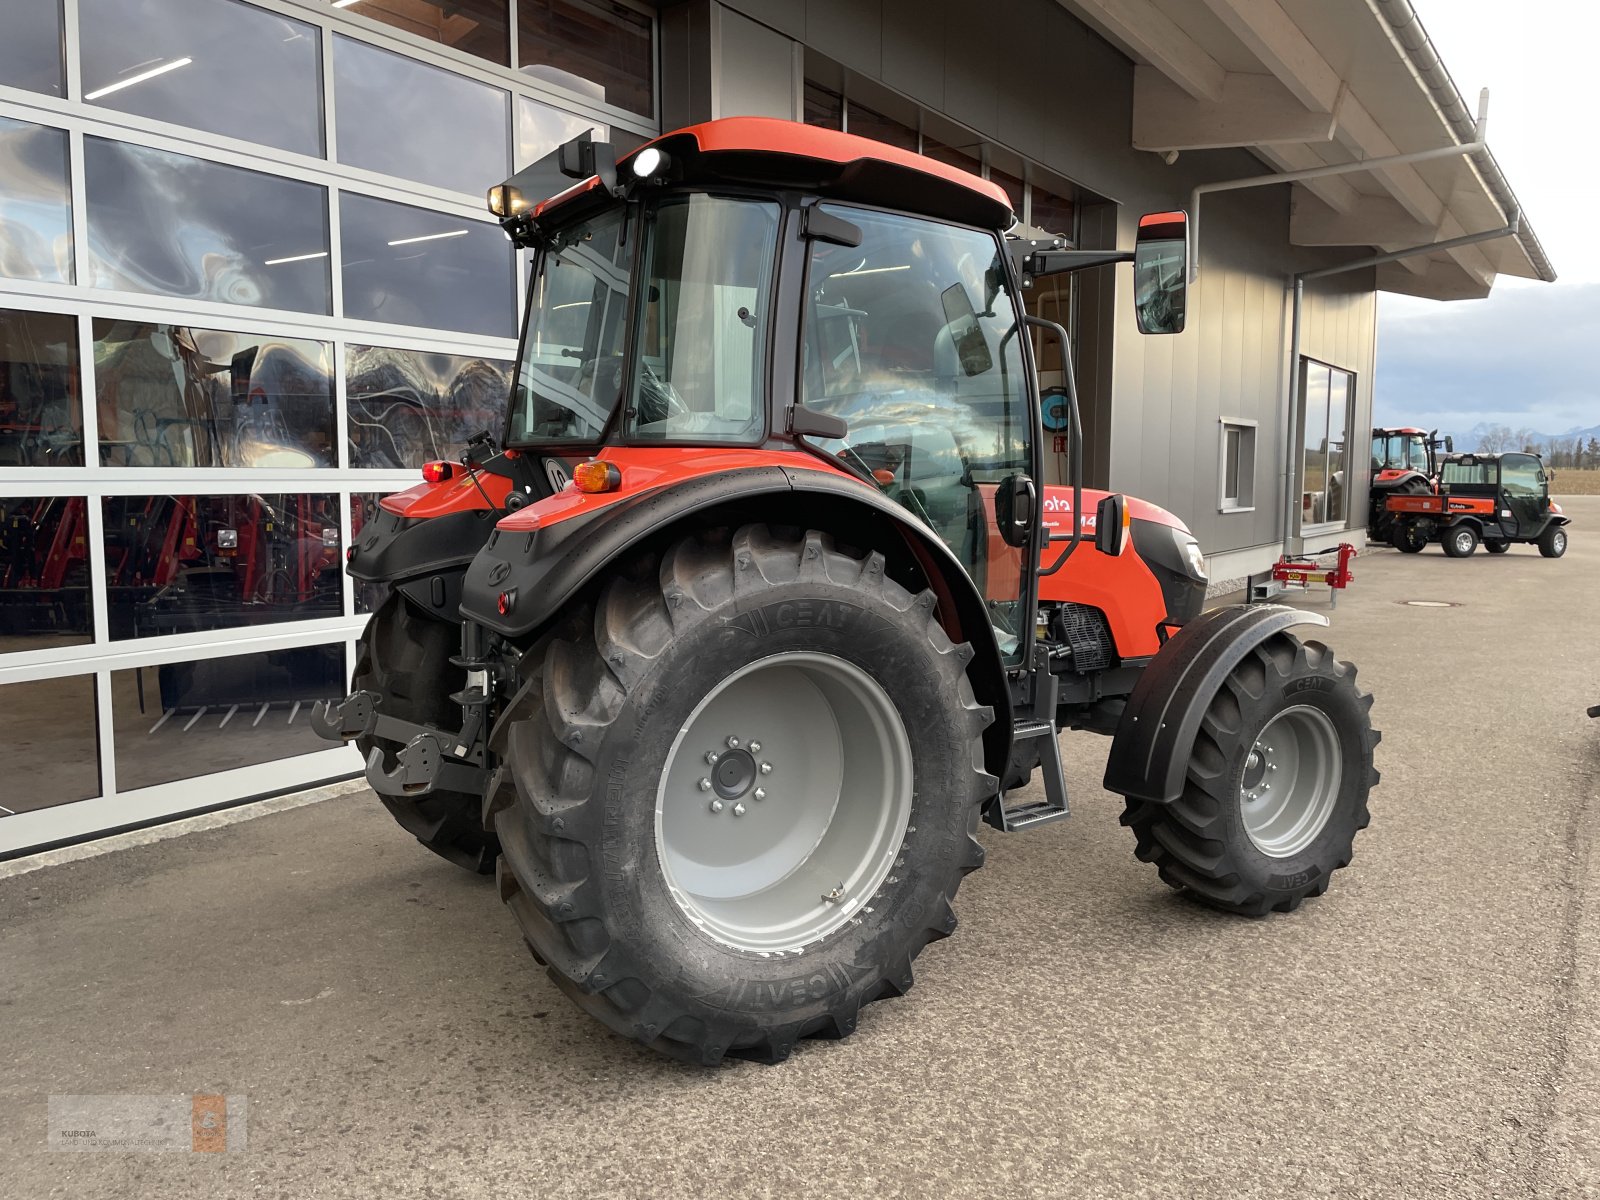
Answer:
[940,284,994,376]
[1445,435,1454,452]
[995,473,1035,548]
[1095,493,1128,556]
[1133,211,1188,335]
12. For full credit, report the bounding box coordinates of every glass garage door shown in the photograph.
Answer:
[0,0,656,855]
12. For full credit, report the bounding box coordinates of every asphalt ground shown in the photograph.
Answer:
[3,496,1596,1199]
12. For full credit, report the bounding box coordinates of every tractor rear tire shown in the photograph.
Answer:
[1484,539,1510,554]
[1442,524,1479,558]
[1391,522,1428,554]
[1538,524,1568,558]
[487,525,993,1065]
[352,594,498,874]
[1120,632,1378,916]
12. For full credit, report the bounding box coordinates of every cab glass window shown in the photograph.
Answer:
[800,205,1032,660]
[1501,455,1541,496]
[623,195,780,443]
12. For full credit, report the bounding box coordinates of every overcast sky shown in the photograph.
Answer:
[1373,0,1599,440]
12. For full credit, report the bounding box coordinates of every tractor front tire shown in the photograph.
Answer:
[1538,524,1569,558]
[1120,632,1378,916]
[352,594,499,874]
[487,525,993,1065]
[1391,522,1428,554]
[1442,524,1479,558]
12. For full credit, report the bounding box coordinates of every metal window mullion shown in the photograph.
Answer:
[93,668,117,799]
[508,0,519,70]
[61,0,82,100]
[338,486,355,620]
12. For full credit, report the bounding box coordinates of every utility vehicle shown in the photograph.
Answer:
[314,119,1379,1065]
[1387,450,1568,557]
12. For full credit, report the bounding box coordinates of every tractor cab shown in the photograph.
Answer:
[1370,427,1441,479]
[487,121,1185,665]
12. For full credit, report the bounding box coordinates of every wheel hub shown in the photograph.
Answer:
[711,747,758,799]
[1238,705,1343,859]
[655,652,913,952]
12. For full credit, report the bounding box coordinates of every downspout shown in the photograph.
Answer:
[1369,0,1557,283]
[1280,212,1522,558]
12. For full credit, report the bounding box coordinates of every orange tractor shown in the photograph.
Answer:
[313,120,1378,1064]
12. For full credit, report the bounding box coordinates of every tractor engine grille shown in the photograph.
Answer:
[1048,602,1116,673]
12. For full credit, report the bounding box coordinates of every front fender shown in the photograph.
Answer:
[1102,604,1330,804]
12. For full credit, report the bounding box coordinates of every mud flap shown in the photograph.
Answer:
[1102,604,1329,805]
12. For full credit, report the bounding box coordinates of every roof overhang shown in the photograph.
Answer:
[1062,0,1555,299]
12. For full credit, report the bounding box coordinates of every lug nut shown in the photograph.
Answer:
[759,762,772,775]
[705,751,719,765]
[733,803,746,817]
[709,799,724,813]
[749,741,762,753]
[726,736,741,748]
[753,787,766,801]
[698,778,712,792]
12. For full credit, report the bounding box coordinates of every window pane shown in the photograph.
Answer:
[340,194,513,336]
[0,497,93,653]
[802,207,1032,661]
[1,675,100,812]
[804,81,843,131]
[0,117,72,285]
[84,138,331,314]
[111,644,344,792]
[347,345,511,467]
[922,135,982,177]
[80,0,323,158]
[0,308,82,467]
[625,196,781,443]
[1327,367,1351,523]
[334,35,508,195]
[849,103,917,153]
[351,493,394,613]
[989,166,1024,218]
[0,0,64,96]
[1224,428,1241,502]
[1030,188,1074,240]
[518,0,653,117]
[332,0,509,66]
[94,320,334,469]
[517,96,603,171]
[102,493,343,639]
[1503,455,1541,495]
[1300,360,1331,525]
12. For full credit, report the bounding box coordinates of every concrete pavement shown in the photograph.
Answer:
[3,497,1597,1199]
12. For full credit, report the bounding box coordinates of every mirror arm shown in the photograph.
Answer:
[1025,314,1084,577]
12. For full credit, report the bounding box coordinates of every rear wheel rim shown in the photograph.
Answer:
[1454,530,1474,554]
[1239,705,1343,858]
[655,651,913,952]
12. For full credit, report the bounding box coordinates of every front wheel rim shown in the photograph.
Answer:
[1239,705,1344,858]
[655,652,914,952]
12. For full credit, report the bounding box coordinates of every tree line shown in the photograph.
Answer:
[1472,424,1600,469]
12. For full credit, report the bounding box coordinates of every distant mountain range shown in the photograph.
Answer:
[1457,422,1600,452]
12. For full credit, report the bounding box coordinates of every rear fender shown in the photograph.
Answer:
[347,504,501,623]
[458,461,1013,776]
[1102,604,1330,804]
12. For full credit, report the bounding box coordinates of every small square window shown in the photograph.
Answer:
[1220,419,1256,512]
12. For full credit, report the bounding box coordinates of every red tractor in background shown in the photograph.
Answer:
[1367,424,1449,543]
[313,119,1378,1065]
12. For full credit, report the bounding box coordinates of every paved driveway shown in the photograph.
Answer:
[3,497,1596,1199]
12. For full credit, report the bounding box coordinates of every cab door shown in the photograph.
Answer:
[1500,453,1547,536]
[798,205,1037,664]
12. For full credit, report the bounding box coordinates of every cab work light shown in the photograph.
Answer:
[573,460,622,493]
[422,460,454,483]
[487,184,528,217]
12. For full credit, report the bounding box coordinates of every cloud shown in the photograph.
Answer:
[1375,282,1600,435]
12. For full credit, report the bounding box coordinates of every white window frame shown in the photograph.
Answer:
[1218,417,1257,514]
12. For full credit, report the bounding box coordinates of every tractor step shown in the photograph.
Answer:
[991,716,1070,832]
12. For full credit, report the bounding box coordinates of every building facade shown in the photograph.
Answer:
[0,0,1548,854]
